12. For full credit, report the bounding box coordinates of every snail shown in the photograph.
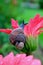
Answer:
[0,20,27,50]
[9,28,26,50]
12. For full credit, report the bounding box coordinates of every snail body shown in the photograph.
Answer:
[9,28,26,50]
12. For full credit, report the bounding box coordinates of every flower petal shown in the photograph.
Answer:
[3,52,15,65]
[13,54,26,65]
[0,29,12,34]
[31,59,41,65]
[34,14,40,20]
[11,19,19,29]
[24,14,43,36]
[0,55,3,65]
[19,55,33,65]
[28,14,40,29]
[24,24,29,36]
[0,53,42,65]
[32,20,43,35]
[34,30,43,36]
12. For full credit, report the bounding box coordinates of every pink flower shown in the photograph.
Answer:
[0,14,43,37]
[0,52,41,65]
[0,14,43,53]
[24,14,43,37]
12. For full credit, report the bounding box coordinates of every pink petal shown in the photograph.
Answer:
[3,52,15,65]
[14,54,26,65]
[24,14,40,36]
[11,19,19,29]
[0,53,42,65]
[29,14,40,29]
[31,59,41,65]
[24,19,33,36]
[32,20,43,35]
[34,30,43,36]
[24,24,29,36]
[0,29,12,34]
[24,14,43,36]
[19,55,33,65]
[34,14,40,20]
[0,55,3,60]
[28,19,34,35]
[0,55,3,65]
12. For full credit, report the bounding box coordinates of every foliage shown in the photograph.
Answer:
[39,0,43,9]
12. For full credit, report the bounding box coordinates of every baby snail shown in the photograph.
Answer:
[9,28,26,50]
[0,20,27,50]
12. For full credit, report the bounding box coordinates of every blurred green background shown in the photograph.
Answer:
[0,0,43,65]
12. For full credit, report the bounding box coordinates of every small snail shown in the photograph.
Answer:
[9,28,26,50]
[0,20,27,50]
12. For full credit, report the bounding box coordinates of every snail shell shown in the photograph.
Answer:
[9,28,26,50]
